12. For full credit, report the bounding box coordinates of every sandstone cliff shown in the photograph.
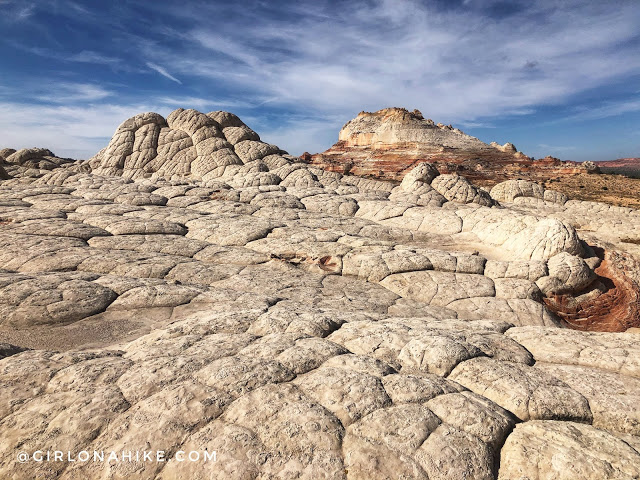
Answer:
[304,107,592,183]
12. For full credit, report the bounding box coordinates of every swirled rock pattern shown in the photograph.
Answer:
[488,179,640,331]
[0,109,639,479]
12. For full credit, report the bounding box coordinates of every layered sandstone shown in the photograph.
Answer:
[0,109,639,479]
[598,157,640,170]
[305,107,594,183]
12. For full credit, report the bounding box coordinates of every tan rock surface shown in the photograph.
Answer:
[0,109,638,478]
[499,421,640,480]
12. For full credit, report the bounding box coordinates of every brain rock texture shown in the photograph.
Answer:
[0,109,639,479]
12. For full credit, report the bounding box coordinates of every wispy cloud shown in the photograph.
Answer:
[538,144,577,152]
[156,96,254,110]
[0,101,173,158]
[252,113,347,155]
[456,121,496,129]
[146,62,182,84]
[0,0,37,21]
[68,50,122,66]
[2,0,640,159]
[562,98,640,122]
[15,3,35,20]
[154,0,640,126]
[33,83,113,103]
[0,81,114,104]
[11,43,127,70]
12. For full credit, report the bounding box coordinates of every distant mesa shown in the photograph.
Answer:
[336,107,514,154]
[303,107,594,183]
[596,157,640,177]
[597,157,640,168]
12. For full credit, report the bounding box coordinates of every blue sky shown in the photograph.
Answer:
[0,0,639,161]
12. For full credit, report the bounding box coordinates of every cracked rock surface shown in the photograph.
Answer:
[0,109,639,479]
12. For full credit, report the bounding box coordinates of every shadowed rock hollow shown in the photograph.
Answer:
[1,108,640,479]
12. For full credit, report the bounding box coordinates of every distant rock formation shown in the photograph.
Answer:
[596,158,639,177]
[597,158,640,169]
[582,161,600,174]
[490,141,517,153]
[336,108,500,152]
[0,147,77,178]
[304,107,592,183]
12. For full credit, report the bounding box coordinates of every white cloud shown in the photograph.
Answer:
[9,43,130,71]
[3,0,640,159]
[157,0,640,132]
[156,96,254,110]
[0,102,173,159]
[562,99,640,122]
[68,50,122,66]
[254,114,347,156]
[33,83,113,103]
[16,3,35,20]
[163,0,638,156]
[538,144,577,152]
[146,62,182,84]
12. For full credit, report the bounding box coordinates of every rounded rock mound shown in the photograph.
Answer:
[490,179,568,205]
[88,108,291,183]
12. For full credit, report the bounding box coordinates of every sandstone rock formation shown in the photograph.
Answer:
[87,109,291,185]
[0,147,78,179]
[490,179,568,205]
[0,148,16,161]
[304,107,598,184]
[486,178,640,331]
[0,109,639,479]
[582,160,600,174]
[597,157,640,175]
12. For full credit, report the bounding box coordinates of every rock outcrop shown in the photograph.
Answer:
[88,109,291,185]
[0,109,639,479]
[490,179,568,205]
[1,147,78,178]
[0,148,16,161]
[304,107,597,183]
